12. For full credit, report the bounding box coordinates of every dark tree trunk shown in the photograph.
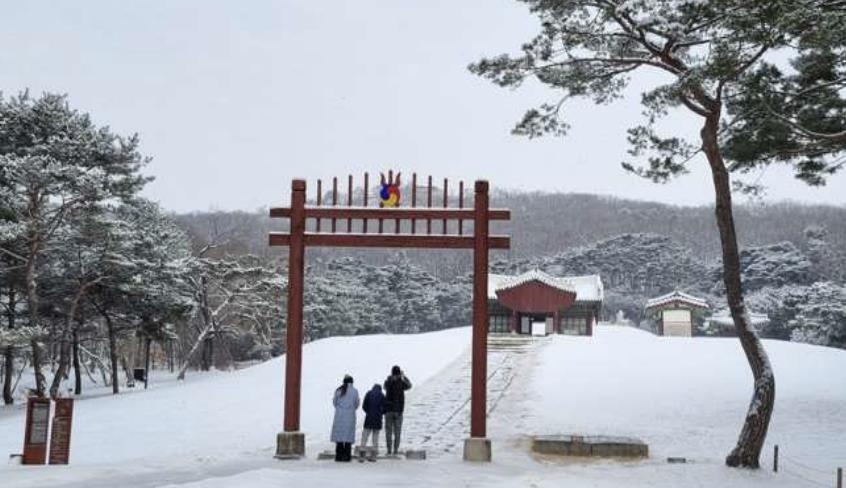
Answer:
[51,286,90,398]
[104,313,120,394]
[72,329,82,395]
[144,338,151,390]
[48,334,71,398]
[701,113,775,469]
[201,337,214,371]
[26,269,46,398]
[2,347,13,405]
[3,288,15,404]
[24,197,46,398]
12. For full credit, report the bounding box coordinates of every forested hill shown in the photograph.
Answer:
[174,191,846,276]
[493,191,846,264]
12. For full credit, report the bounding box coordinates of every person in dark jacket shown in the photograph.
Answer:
[360,384,386,459]
[383,365,412,455]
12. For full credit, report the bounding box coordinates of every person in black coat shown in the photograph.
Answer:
[383,365,412,455]
[360,384,386,457]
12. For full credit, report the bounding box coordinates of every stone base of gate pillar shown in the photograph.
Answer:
[463,437,492,462]
[274,432,305,459]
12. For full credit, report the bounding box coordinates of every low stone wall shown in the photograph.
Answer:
[531,435,648,458]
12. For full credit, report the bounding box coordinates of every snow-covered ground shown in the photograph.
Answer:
[2,325,845,488]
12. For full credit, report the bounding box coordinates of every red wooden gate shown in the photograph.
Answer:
[269,172,510,460]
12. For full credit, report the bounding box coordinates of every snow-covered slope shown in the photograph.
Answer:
[2,324,845,488]
[525,325,846,467]
[0,327,471,466]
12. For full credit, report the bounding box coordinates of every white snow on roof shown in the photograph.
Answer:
[645,291,709,310]
[488,271,604,302]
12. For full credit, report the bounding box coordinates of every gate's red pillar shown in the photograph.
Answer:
[470,180,489,439]
[284,179,306,432]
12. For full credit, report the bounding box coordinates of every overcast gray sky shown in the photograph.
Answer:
[2,0,844,212]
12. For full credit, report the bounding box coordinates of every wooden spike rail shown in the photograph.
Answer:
[269,206,510,221]
[269,175,510,462]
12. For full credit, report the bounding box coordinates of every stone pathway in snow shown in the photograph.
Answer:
[401,334,547,458]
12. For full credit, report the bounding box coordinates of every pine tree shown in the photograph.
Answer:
[0,92,148,397]
[789,282,846,348]
[469,0,846,467]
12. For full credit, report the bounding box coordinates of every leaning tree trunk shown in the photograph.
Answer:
[177,321,214,380]
[48,332,71,398]
[701,114,776,468]
[50,286,91,398]
[72,329,82,395]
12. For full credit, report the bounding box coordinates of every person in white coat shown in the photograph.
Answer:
[330,374,360,462]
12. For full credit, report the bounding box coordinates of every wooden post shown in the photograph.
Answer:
[553,310,561,334]
[331,177,338,233]
[837,466,842,488]
[347,175,353,232]
[411,173,417,234]
[316,179,322,232]
[458,181,464,235]
[470,180,489,439]
[284,179,306,433]
[443,178,449,233]
[363,173,369,233]
[378,172,384,234]
[773,444,778,472]
[394,170,401,233]
[427,176,433,234]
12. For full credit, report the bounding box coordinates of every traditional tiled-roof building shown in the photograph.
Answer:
[488,270,603,336]
[644,291,709,337]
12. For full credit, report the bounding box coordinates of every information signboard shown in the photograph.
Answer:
[48,398,74,464]
[22,398,51,465]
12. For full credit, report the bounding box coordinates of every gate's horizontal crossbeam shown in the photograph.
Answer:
[269,206,510,221]
[269,232,510,249]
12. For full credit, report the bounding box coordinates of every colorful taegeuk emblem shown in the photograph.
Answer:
[379,172,401,208]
